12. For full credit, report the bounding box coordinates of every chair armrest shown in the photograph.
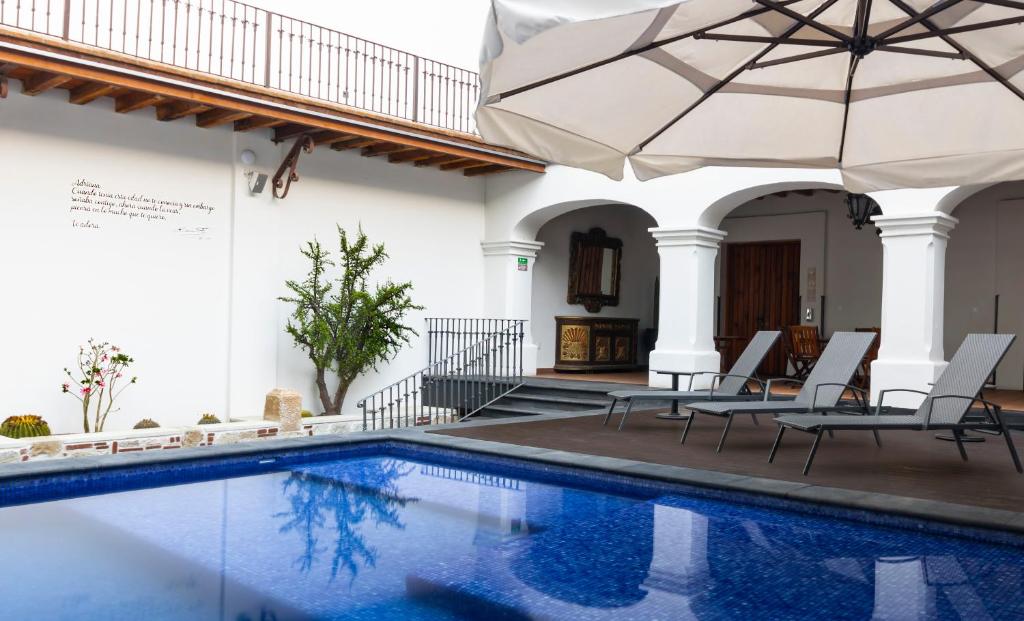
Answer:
[924,394,1003,427]
[876,388,931,415]
[764,377,804,401]
[811,383,869,411]
[709,374,766,398]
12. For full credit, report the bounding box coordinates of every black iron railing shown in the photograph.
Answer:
[427,318,524,368]
[358,318,525,430]
[0,0,480,133]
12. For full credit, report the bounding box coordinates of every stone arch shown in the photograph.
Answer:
[937,183,1000,215]
[512,198,659,241]
[698,180,849,229]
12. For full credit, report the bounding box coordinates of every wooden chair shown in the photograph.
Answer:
[785,325,822,380]
[855,327,881,388]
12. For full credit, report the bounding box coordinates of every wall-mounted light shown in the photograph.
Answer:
[240,149,269,195]
[845,193,882,231]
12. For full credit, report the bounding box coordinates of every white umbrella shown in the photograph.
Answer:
[476,0,1024,192]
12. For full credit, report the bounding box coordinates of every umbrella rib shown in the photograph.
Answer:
[695,33,845,47]
[838,0,870,165]
[749,47,847,70]
[752,0,853,43]
[874,0,965,41]
[884,15,1024,44]
[493,0,806,101]
[633,0,844,154]
[976,0,1024,10]
[838,55,861,165]
[873,45,966,60]
[888,0,1024,104]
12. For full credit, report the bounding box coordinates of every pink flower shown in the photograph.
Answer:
[116,373,123,379]
[61,383,70,393]
[96,380,106,388]
[81,387,92,395]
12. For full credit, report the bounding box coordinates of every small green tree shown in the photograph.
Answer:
[280,226,422,416]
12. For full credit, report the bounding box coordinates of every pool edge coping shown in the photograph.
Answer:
[1,421,1022,538]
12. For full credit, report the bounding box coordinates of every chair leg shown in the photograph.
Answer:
[603,398,618,426]
[768,426,786,463]
[751,413,759,426]
[617,400,635,431]
[997,418,1024,474]
[680,413,696,446]
[873,429,882,448]
[953,430,969,462]
[716,413,735,454]
[803,429,825,476]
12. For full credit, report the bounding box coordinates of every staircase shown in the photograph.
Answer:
[474,377,636,418]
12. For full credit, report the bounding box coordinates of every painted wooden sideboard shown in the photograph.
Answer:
[554,316,639,372]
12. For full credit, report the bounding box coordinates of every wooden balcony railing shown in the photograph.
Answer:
[0,0,480,134]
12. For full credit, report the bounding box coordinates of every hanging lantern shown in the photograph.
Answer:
[846,193,882,230]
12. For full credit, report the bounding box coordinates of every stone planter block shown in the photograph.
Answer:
[264,388,302,432]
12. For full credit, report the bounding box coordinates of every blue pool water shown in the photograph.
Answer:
[1,444,1023,620]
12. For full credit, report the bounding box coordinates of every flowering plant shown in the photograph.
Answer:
[62,339,137,433]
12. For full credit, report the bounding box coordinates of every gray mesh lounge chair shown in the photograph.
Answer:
[771,333,1021,476]
[604,331,781,431]
[683,331,877,453]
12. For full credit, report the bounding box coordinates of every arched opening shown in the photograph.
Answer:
[711,186,883,380]
[945,181,1024,401]
[525,202,659,382]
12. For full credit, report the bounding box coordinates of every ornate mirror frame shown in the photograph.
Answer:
[567,227,623,313]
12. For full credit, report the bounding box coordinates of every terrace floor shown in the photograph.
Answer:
[434,406,1024,513]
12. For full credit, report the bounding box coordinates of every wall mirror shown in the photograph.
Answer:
[567,227,622,312]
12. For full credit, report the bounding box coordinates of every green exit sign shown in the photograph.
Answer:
[517,257,529,271]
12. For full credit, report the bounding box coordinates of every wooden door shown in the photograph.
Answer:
[723,241,801,377]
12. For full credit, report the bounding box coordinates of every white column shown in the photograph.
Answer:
[648,226,726,388]
[481,240,545,375]
[871,212,957,407]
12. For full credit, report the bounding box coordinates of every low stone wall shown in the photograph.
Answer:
[0,415,365,464]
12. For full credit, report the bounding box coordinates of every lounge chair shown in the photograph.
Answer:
[682,331,876,453]
[604,331,781,431]
[770,333,1021,475]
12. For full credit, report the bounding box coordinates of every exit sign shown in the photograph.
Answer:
[517,257,529,271]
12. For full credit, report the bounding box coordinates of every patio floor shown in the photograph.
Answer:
[434,408,1024,513]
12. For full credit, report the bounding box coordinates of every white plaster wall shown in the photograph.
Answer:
[530,205,658,369]
[946,182,1024,390]
[0,80,486,432]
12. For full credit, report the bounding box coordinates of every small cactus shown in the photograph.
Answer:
[133,418,161,430]
[301,410,314,418]
[197,414,222,425]
[1,415,52,439]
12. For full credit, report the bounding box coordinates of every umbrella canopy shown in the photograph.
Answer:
[477,0,1024,192]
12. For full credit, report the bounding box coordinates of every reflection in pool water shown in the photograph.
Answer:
[0,450,1021,620]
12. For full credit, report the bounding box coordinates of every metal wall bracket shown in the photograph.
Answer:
[272,134,315,199]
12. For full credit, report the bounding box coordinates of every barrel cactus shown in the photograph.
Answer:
[197,414,222,425]
[1,415,52,439]
[133,418,161,430]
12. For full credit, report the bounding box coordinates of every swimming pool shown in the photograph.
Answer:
[1,442,1022,620]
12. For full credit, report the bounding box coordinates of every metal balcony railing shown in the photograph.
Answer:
[0,0,481,134]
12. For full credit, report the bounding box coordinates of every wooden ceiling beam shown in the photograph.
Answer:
[415,154,462,168]
[114,91,165,112]
[22,71,72,96]
[156,100,210,121]
[196,108,251,127]
[68,81,117,105]
[388,149,433,163]
[439,158,479,171]
[273,123,315,143]
[464,164,512,177]
[234,116,285,132]
[311,131,356,146]
[331,137,377,151]
[361,143,414,158]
